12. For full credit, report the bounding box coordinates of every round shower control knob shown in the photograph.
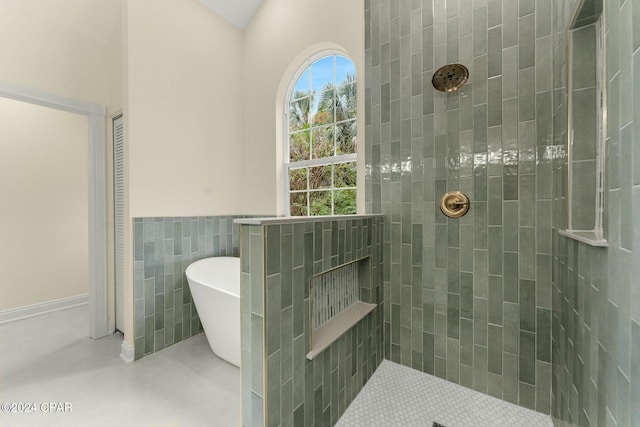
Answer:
[439,191,470,218]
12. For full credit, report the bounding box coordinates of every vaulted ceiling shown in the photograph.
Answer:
[199,0,263,29]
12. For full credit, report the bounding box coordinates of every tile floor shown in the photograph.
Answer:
[0,305,555,427]
[336,360,553,427]
[0,305,240,427]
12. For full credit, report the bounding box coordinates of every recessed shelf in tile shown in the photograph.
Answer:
[306,301,377,360]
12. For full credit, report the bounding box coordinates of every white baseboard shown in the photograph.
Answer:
[120,340,135,363]
[0,294,88,325]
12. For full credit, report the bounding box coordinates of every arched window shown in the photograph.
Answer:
[286,54,357,216]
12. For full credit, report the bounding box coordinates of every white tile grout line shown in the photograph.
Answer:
[336,360,553,427]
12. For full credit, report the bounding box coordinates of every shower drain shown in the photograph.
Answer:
[432,422,447,427]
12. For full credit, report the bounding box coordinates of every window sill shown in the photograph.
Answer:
[306,301,376,360]
[558,229,608,247]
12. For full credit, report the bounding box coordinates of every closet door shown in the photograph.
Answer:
[113,115,125,332]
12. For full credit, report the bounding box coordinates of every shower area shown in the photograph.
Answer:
[365,0,553,416]
[238,0,639,426]
[363,0,638,424]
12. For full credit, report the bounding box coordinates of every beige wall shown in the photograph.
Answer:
[0,98,89,311]
[241,0,365,215]
[121,0,245,344]
[0,0,364,344]
[126,0,244,217]
[0,0,122,320]
[0,0,121,109]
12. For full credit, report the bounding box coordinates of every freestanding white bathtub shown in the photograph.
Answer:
[185,256,240,367]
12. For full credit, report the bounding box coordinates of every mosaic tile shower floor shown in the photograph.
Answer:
[336,360,552,427]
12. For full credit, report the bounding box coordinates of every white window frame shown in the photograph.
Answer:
[284,50,357,216]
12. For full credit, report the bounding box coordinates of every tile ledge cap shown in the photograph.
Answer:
[558,229,608,247]
[234,214,384,225]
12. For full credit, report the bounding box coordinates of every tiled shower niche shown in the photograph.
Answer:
[308,258,377,360]
[311,261,361,330]
[133,215,244,360]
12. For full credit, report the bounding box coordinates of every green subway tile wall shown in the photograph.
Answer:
[240,217,384,427]
[133,216,243,360]
[551,0,640,426]
[365,0,553,413]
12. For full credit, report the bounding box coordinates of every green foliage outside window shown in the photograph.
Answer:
[287,58,357,216]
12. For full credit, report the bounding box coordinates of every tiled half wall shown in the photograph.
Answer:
[240,216,384,427]
[133,216,244,360]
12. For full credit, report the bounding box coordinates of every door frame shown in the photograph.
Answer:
[0,81,108,339]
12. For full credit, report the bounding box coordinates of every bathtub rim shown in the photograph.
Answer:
[185,256,240,299]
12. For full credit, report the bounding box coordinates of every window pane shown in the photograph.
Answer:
[311,125,334,159]
[312,88,335,126]
[286,54,357,217]
[290,192,308,216]
[310,191,332,216]
[292,68,310,96]
[289,130,310,161]
[311,56,335,92]
[289,97,311,131]
[334,189,357,215]
[336,56,356,87]
[309,165,331,189]
[336,120,356,155]
[334,162,356,188]
[289,167,308,191]
[336,82,357,121]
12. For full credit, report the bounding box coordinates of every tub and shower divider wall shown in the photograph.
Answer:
[132,216,246,360]
[237,215,384,427]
